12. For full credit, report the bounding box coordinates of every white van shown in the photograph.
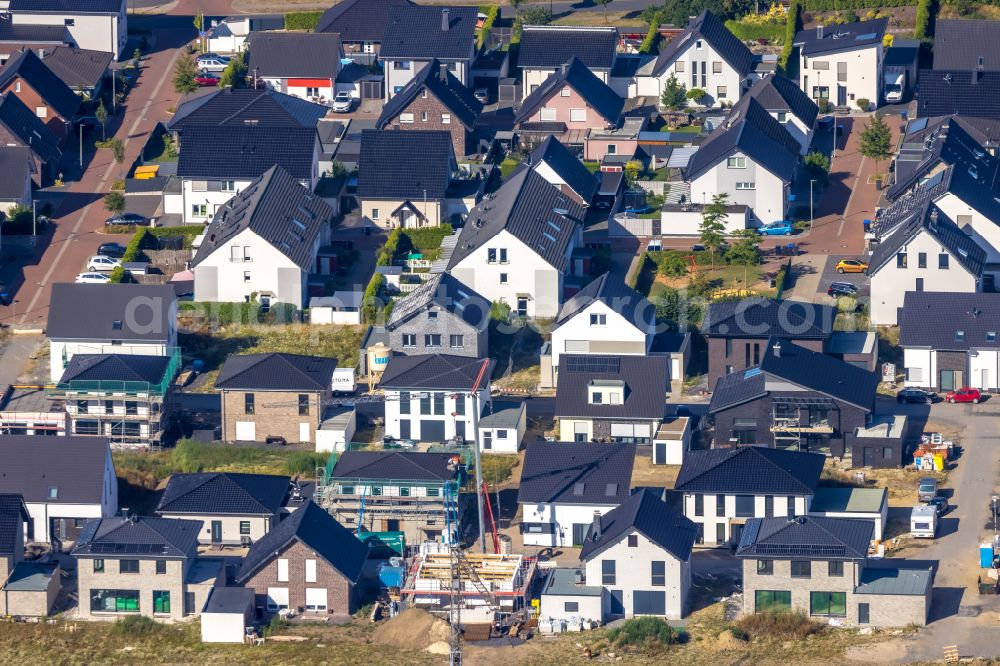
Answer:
[910,505,937,538]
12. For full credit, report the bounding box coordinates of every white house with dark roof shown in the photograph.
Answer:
[6,0,127,56]
[190,165,334,307]
[518,25,619,98]
[379,5,477,99]
[514,136,599,207]
[743,76,818,155]
[316,0,412,57]
[518,441,635,547]
[794,19,887,109]
[248,31,342,104]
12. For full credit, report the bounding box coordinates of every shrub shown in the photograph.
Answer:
[284,11,322,30]
[284,451,328,476]
[361,272,386,324]
[111,615,160,636]
[607,617,684,650]
[122,227,150,262]
[639,22,660,53]
[817,99,832,114]
[725,18,785,43]
[104,191,126,215]
[490,300,511,322]
[734,610,824,640]
[856,97,870,111]
[686,88,707,102]
[804,151,830,181]
[261,302,297,324]
[837,295,858,313]
[914,0,931,37]
[108,266,127,283]
[477,5,499,49]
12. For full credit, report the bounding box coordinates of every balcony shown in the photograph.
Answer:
[770,417,833,433]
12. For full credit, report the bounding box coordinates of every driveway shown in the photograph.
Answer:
[817,255,871,298]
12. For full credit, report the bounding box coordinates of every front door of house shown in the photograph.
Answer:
[483,431,492,450]
[730,523,744,546]
[455,420,466,441]
[858,603,870,624]
[837,85,847,106]
[517,297,528,317]
[655,442,666,465]
[571,523,588,546]
[940,370,962,391]
[609,590,625,617]
[863,447,873,467]
[211,520,222,544]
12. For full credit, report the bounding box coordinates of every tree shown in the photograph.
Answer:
[515,5,551,39]
[660,74,687,112]
[133,47,142,65]
[859,113,892,185]
[594,0,612,22]
[657,251,689,279]
[95,99,108,140]
[804,150,830,182]
[99,137,125,177]
[509,0,523,16]
[173,53,198,95]
[726,228,762,268]
[623,160,643,188]
[686,88,707,103]
[104,191,126,215]
[699,193,729,268]
[219,51,248,88]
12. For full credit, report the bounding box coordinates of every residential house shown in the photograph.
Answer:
[684,96,801,224]
[0,145,33,213]
[514,135,599,207]
[517,441,635,547]
[190,165,334,307]
[380,6,477,99]
[708,338,879,461]
[6,0,127,56]
[742,75,818,155]
[808,487,889,542]
[357,129,456,228]
[380,354,494,444]
[514,57,624,149]
[40,46,112,99]
[50,352,180,446]
[555,354,668,444]
[0,435,117,544]
[518,25,619,98]
[737,516,930,626]
[702,298,834,389]
[165,88,326,224]
[931,19,1000,71]
[0,20,70,65]
[375,59,483,158]
[900,291,1000,391]
[73,516,223,621]
[794,19,887,109]
[216,352,337,444]
[156,473,293,546]
[316,0,413,58]
[0,495,60,618]
[868,202,984,326]
[0,384,66,436]
[46,283,178,383]
[0,92,61,183]
[916,69,1000,121]
[544,272,656,388]
[235,500,368,618]
[575,489,698,620]
[446,167,586,318]
[248,31,342,104]
[0,48,80,141]
[205,14,284,54]
[477,400,527,453]
[638,10,754,108]
[674,447,824,547]
[324,450,463,543]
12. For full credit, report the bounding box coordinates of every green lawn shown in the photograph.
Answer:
[500,156,521,178]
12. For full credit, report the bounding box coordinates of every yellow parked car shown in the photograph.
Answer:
[835,258,869,274]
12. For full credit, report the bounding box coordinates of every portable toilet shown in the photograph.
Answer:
[980,542,996,569]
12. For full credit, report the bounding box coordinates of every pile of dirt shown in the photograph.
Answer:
[426,641,451,654]
[372,608,452,650]
[712,629,749,651]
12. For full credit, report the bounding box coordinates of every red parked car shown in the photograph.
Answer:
[945,387,981,404]
[195,70,220,86]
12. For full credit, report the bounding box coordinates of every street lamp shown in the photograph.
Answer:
[11,299,18,327]
[993,496,999,538]
[810,179,817,225]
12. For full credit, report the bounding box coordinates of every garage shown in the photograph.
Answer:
[633,590,666,616]
[361,75,384,100]
[201,587,254,643]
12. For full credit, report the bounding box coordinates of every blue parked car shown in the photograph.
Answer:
[758,220,794,236]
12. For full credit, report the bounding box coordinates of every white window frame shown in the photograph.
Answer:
[266,587,289,612]
[539,107,556,122]
[399,113,414,124]
[570,108,586,122]
[727,156,747,169]
[561,86,571,97]
[735,182,756,190]
[36,106,47,118]
[277,558,289,582]
[371,208,380,220]
[305,588,327,612]
[305,559,317,583]
[441,113,451,124]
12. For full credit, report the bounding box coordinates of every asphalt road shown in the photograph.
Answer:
[817,255,871,298]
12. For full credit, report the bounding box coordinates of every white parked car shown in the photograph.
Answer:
[332,91,353,113]
[87,255,121,272]
[196,53,231,72]
[76,272,111,284]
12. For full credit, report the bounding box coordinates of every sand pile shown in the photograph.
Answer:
[373,608,452,650]
[426,641,451,654]
[712,629,749,651]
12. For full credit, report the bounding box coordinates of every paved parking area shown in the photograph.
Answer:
[817,254,871,297]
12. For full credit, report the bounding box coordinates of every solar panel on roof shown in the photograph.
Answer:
[564,356,622,374]
[744,367,762,379]
[753,543,848,557]
[855,32,877,40]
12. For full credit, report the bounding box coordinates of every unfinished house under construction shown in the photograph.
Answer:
[403,548,536,612]
[46,352,180,447]
[314,450,465,546]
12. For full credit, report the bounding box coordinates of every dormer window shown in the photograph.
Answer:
[591,391,602,404]
[48,487,58,499]
[988,331,996,342]
[589,379,625,405]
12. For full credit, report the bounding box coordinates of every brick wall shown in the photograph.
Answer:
[707,337,825,389]
[77,556,189,621]
[221,389,329,443]
[379,81,471,157]
[388,307,486,359]
[242,539,355,616]
[0,78,69,141]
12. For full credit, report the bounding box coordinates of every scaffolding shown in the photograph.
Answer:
[769,398,835,454]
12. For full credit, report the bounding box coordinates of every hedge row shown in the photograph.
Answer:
[284,11,322,31]
[477,5,499,50]
[639,22,660,54]
[725,19,785,43]
[361,272,386,324]
[776,260,791,300]
[802,0,913,9]
[177,301,298,325]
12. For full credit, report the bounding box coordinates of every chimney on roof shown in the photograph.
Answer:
[773,340,782,357]
[972,68,982,85]
[442,8,450,31]
[591,510,602,541]
[817,24,824,40]
[561,61,569,75]
[439,62,448,82]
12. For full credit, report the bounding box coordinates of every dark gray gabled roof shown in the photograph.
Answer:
[518,25,618,71]
[702,298,834,340]
[40,46,111,90]
[167,88,329,132]
[379,354,494,390]
[0,436,111,505]
[888,115,996,200]
[555,354,668,421]
[736,516,873,560]
[236,500,368,583]
[47,283,176,342]
[317,0,414,41]
[248,32,342,79]
[447,167,585,271]
[756,338,878,410]
[869,203,985,278]
[518,442,634,505]
[675,447,824,496]
[0,49,81,120]
[514,136,598,205]
[376,58,482,131]
[0,92,60,163]
[933,20,1000,71]
[215,353,337,392]
[156,473,291,516]
[72,516,201,560]
[580,488,696,561]
[708,365,767,409]
[516,57,623,126]
[0,146,33,199]
[794,19,887,56]
[0,494,30,556]
[9,0,123,12]
[899,291,1000,351]
[191,165,333,271]
[916,69,1000,120]
[59,354,172,385]
[380,5,477,61]
[653,10,754,77]
[177,124,317,181]
[556,272,653,329]
[331,450,459,482]
[0,18,67,44]
[357,129,453,201]
[685,97,801,183]
[745,75,818,128]
[385,273,490,332]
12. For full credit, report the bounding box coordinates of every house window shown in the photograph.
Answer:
[75,420,100,435]
[716,523,726,543]
[305,559,317,583]
[539,108,556,121]
[693,494,704,516]
[727,157,746,169]
[90,589,139,614]
[496,429,507,438]
[298,394,310,416]
[764,495,774,517]
[371,208,380,220]
[591,391,602,404]
[734,495,754,517]
[696,39,703,49]
[421,89,428,98]
[441,114,451,124]
[590,313,607,326]
[499,273,508,284]
[757,559,774,575]
[94,559,105,573]
[277,558,289,582]
[399,486,411,497]
[153,590,171,614]
[156,559,167,574]
[918,252,927,268]
[939,254,949,269]
[119,559,140,574]
[988,332,997,342]
[428,311,438,321]
[712,61,722,73]
[564,601,579,612]
[916,278,924,292]
[425,334,442,347]
[812,86,830,99]
[810,591,847,616]
[787,496,796,517]
[433,392,445,415]
[399,391,411,414]
[399,113,414,123]
[735,182,755,190]
[104,400,114,415]
[13,81,19,92]
[813,61,830,70]
[896,253,907,268]
[402,333,416,347]
[882,446,893,459]
[956,331,965,341]
[791,560,811,578]
[455,395,466,415]
[628,535,638,548]
[717,85,727,98]
[394,60,411,70]
[651,561,665,586]
[221,180,235,192]
[488,248,497,263]
[449,334,464,349]
[240,521,251,535]
[306,87,319,97]
[243,271,251,282]
[674,61,685,73]
[191,204,208,217]
[420,111,428,122]
[570,108,586,122]
[244,393,254,414]
[777,111,788,123]
[716,495,726,516]
[65,18,75,26]
[755,590,791,612]
[601,560,616,585]
[427,486,440,497]
[828,561,844,577]
[125,401,138,415]
[499,248,508,263]
[561,87,571,97]
[420,394,431,415]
